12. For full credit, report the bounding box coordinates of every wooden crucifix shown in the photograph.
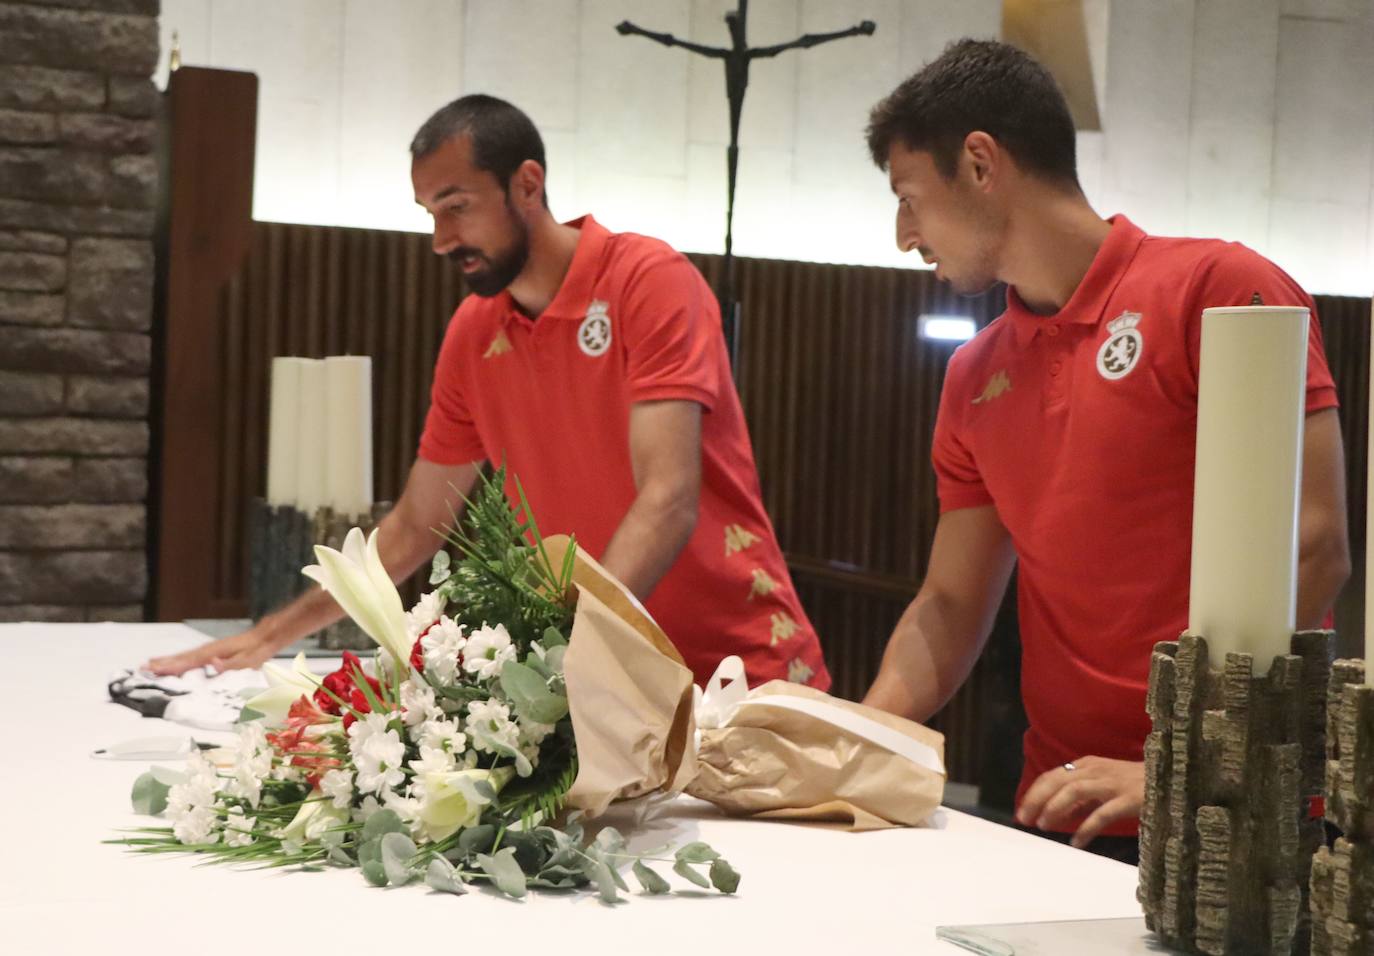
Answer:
[617,1,876,370]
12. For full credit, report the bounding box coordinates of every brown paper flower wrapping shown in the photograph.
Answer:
[686,675,946,830]
[545,536,943,830]
[548,536,698,816]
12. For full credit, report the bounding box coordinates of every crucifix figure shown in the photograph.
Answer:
[617,2,876,369]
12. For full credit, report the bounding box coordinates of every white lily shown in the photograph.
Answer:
[277,793,351,845]
[417,767,514,842]
[244,652,321,724]
[302,527,411,667]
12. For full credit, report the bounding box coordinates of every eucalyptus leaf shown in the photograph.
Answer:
[380,831,419,886]
[362,809,405,841]
[673,859,711,889]
[458,823,497,855]
[236,706,266,723]
[358,836,383,868]
[709,858,741,894]
[593,859,620,904]
[475,846,528,898]
[426,857,468,895]
[360,857,389,887]
[499,660,566,726]
[327,845,354,866]
[633,859,671,895]
[674,841,720,864]
[594,827,627,858]
[429,551,453,585]
[130,771,172,816]
[541,626,567,648]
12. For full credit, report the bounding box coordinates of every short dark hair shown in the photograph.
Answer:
[410,94,547,190]
[866,39,1078,186]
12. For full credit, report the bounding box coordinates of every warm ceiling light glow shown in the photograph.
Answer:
[918,314,977,342]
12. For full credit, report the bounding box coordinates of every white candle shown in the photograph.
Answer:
[325,355,374,518]
[1188,306,1309,673]
[265,357,303,506]
[295,358,328,516]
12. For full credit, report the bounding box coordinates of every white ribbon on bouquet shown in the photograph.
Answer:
[693,655,946,776]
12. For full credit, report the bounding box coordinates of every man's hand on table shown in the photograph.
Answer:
[1016,756,1144,849]
[145,626,278,676]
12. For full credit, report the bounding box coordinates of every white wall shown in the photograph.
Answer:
[157,0,1374,295]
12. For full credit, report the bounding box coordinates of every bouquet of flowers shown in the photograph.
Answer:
[117,470,737,902]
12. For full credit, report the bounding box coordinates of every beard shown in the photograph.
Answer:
[450,210,530,297]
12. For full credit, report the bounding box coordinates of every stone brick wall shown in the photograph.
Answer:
[0,0,159,622]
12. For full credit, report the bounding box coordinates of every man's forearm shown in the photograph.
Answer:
[1297,536,1351,629]
[863,590,991,722]
[599,491,697,600]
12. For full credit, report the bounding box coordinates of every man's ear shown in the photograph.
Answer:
[962,131,1000,192]
[509,159,546,211]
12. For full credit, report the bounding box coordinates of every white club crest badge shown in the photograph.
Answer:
[578,300,612,357]
[1096,311,1144,381]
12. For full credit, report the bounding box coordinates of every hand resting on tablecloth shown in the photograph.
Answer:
[1015,756,1144,848]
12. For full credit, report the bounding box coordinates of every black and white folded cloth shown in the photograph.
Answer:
[108,667,268,732]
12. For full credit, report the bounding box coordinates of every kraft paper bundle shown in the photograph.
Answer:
[550,536,698,816]
[686,656,946,830]
[547,536,945,830]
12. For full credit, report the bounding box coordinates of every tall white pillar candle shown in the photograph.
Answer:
[295,358,328,516]
[265,357,303,506]
[324,355,373,518]
[1188,306,1309,673]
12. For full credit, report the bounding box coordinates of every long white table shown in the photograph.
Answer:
[0,624,1143,955]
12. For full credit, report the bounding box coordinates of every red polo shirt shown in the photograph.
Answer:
[418,215,831,691]
[933,215,1337,835]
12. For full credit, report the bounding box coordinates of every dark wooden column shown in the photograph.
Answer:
[150,66,257,621]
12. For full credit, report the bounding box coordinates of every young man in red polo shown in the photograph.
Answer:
[860,40,1349,863]
[151,95,830,692]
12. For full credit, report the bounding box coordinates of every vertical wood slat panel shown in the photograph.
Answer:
[201,221,1372,789]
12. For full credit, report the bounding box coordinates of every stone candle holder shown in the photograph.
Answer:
[248,498,391,652]
[1309,659,1374,955]
[1138,631,1334,955]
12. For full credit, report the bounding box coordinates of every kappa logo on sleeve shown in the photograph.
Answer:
[972,369,1011,404]
[1097,311,1144,380]
[577,300,612,357]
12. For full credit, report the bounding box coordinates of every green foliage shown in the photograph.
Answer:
[433,466,575,650]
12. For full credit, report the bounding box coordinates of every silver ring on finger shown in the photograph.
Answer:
[1063,762,1077,772]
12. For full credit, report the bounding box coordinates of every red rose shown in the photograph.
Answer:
[314,651,382,720]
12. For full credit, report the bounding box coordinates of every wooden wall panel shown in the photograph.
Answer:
[173,218,1373,792]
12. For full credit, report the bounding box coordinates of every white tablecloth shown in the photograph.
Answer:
[0,623,1142,955]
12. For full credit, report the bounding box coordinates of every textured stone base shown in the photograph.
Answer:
[1310,662,1374,956]
[248,498,390,652]
[1139,631,1334,955]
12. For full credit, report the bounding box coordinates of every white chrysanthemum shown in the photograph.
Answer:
[320,768,355,809]
[172,805,221,845]
[350,712,406,795]
[420,616,467,685]
[166,751,222,845]
[225,722,273,809]
[467,699,520,755]
[463,623,516,681]
[406,591,448,638]
[399,680,442,728]
[223,808,256,848]
[410,717,469,773]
